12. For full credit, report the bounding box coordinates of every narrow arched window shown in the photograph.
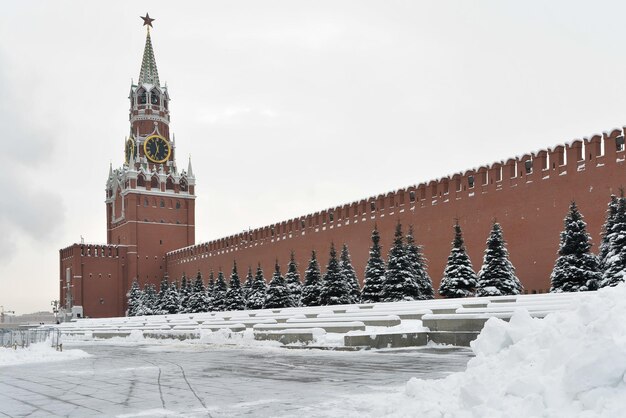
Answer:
[150,90,160,105]
[138,88,147,105]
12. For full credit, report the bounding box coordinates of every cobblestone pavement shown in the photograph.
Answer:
[0,343,472,417]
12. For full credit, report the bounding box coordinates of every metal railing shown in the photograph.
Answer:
[0,328,61,349]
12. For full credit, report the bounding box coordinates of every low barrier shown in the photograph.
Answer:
[0,328,61,349]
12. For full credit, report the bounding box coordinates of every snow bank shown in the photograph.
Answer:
[0,340,90,367]
[389,284,626,417]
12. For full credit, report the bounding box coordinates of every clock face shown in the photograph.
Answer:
[125,139,137,163]
[143,135,171,163]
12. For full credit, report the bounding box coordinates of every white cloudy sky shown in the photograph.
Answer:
[2,1,626,314]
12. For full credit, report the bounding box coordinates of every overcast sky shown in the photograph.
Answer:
[2,1,626,314]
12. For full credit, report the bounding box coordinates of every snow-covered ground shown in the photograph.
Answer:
[5,287,625,416]
[0,341,471,417]
[299,284,626,417]
[0,339,90,368]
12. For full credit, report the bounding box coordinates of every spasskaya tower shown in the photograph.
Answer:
[107,14,196,283]
[60,15,196,318]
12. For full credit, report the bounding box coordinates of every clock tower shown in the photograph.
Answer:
[105,15,195,289]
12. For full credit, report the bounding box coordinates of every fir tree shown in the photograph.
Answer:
[406,226,434,300]
[225,261,245,311]
[127,280,143,316]
[439,221,478,298]
[601,195,626,288]
[476,222,522,296]
[382,223,420,302]
[550,202,602,292]
[361,226,386,303]
[340,244,361,304]
[301,251,323,307]
[139,283,157,316]
[158,274,181,314]
[243,266,254,300]
[212,270,228,311]
[187,271,211,313]
[207,270,216,299]
[265,260,294,308]
[156,275,170,315]
[178,274,191,313]
[284,251,303,307]
[599,194,619,272]
[246,264,267,310]
[320,243,352,305]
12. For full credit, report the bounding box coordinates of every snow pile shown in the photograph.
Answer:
[396,285,626,417]
[0,340,90,367]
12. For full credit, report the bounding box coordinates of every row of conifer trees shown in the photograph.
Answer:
[127,223,437,315]
[550,194,626,292]
[127,193,626,315]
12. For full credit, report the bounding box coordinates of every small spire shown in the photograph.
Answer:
[138,19,160,86]
[187,155,194,177]
[129,149,136,170]
[109,162,113,178]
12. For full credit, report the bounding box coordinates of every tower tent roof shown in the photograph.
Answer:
[138,30,160,87]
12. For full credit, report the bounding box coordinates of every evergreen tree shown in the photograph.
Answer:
[406,226,434,300]
[158,274,181,314]
[284,251,303,307]
[320,243,352,305]
[246,264,267,310]
[243,266,254,300]
[301,251,323,307]
[361,226,386,303]
[476,222,522,296]
[156,275,170,315]
[265,260,294,308]
[225,261,245,311]
[178,274,191,313]
[382,223,420,302]
[207,270,216,299]
[601,195,626,288]
[139,283,157,316]
[439,221,478,298]
[340,244,361,304]
[599,194,619,271]
[212,270,228,311]
[127,280,143,316]
[550,202,602,292]
[187,271,211,313]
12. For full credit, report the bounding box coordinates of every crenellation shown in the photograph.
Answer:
[487,162,502,185]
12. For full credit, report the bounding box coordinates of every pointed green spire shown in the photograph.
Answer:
[139,29,160,86]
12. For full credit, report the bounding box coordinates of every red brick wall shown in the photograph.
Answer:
[59,244,129,318]
[166,129,626,295]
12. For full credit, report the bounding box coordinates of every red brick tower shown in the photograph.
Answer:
[60,17,196,318]
[106,21,196,291]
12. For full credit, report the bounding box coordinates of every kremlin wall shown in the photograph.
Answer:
[167,129,625,297]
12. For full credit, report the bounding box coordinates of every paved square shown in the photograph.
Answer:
[0,343,472,417]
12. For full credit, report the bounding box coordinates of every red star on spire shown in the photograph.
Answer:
[140,13,155,28]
